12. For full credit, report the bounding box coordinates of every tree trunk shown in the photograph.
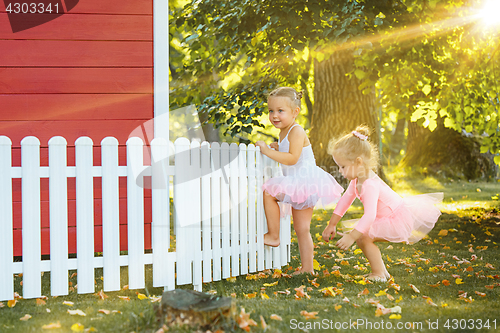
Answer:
[309,49,378,184]
[400,121,496,180]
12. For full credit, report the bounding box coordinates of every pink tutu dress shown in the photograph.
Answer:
[334,176,443,244]
[262,124,344,214]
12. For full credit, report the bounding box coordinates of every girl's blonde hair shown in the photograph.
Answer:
[268,87,303,110]
[328,125,379,171]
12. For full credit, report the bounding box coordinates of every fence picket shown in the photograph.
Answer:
[239,144,248,275]
[174,137,193,285]
[247,144,257,273]
[191,141,203,291]
[101,137,121,291]
[229,143,239,277]
[48,136,69,296]
[255,146,265,271]
[0,136,13,301]
[220,143,231,279]
[126,137,146,289]
[21,137,42,299]
[151,138,172,288]
[210,142,222,281]
[262,153,273,270]
[201,142,212,283]
[75,137,95,294]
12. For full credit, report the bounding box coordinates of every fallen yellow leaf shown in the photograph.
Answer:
[334,304,342,311]
[137,293,148,300]
[260,315,267,330]
[42,322,61,329]
[313,259,321,271]
[300,310,319,320]
[389,314,402,320]
[226,276,237,282]
[270,314,282,321]
[7,299,16,308]
[19,314,32,321]
[244,292,257,299]
[409,284,420,293]
[95,290,108,300]
[438,230,448,236]
[67,309,86,316]
[455,278,465,285]
[71,323,85,332]
[98,309,110,315]
[63,301,74,306]
[263,281,278,287]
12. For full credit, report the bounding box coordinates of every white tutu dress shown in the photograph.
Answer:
[262,124,344,214]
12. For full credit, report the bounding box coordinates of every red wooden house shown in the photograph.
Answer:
[0,0,169,256]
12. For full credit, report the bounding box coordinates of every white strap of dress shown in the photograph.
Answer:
[280,123,300,144]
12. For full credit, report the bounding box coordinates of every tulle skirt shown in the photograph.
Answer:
[340,193,443,244]
[262,165,344,214]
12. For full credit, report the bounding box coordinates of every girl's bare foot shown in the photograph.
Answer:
[264,233,280,247]
[292,267,316,276]
[365,273,389,282]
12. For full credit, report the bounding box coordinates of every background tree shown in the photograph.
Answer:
[170,0,500,179]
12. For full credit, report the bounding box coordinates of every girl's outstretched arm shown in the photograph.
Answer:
[322,213,341,242]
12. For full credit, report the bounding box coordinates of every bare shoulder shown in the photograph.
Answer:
[287,124,306,140]
[288,124,310,147]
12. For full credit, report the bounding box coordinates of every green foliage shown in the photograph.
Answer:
[170,0,500,165]
[353,0,500,164]
[169,0,400,139]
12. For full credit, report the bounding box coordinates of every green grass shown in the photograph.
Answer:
[2,170,500,332]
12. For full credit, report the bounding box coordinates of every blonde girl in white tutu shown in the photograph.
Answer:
[256,87,343,275]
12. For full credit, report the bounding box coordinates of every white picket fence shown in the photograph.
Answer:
[0,136,291,301]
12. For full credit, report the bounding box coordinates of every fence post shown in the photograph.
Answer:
[75,137,95,294]
[48,136,69,296]
[0,136,13,301]
[127,137,146,289]
[101,137,120,292]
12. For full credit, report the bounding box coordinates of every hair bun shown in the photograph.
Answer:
[354,125,371,137]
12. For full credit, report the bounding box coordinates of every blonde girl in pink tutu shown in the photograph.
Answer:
[256,87,344,275]
[322,125,443,281]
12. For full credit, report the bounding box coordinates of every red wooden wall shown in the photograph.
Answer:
[0,0,155,256]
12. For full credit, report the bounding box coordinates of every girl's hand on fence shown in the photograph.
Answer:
[336,232,355,251]
[255,141,269,154]
[269,142,279,150]
[322,224,337,242]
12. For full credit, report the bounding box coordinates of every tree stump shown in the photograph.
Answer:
[156,289,236,331]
